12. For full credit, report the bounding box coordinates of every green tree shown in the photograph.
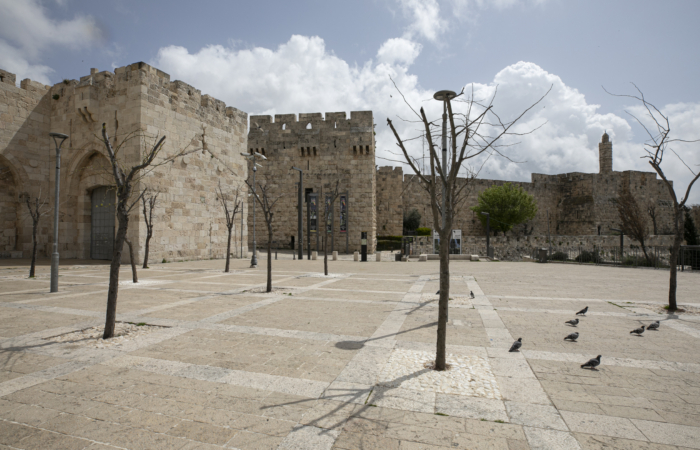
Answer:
[403,208,421,233]
[471,183,537,235]
[684,207,699,245]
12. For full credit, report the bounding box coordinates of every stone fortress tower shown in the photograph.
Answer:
[0,63,249,262]
[246,111,376,253]
[599,131,613,173]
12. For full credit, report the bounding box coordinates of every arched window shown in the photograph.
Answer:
[282,123,286,130]
[306,123,312,130]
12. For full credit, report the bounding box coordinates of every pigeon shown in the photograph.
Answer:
[509,338,522,352]
[436,290,440,295]
[647,321,660,331]
[581,355,601,370]
[565,318,579,327]
[630,325,645,336]
[576,307,588,316]
[564,332,579,341]
[470,291,475,299]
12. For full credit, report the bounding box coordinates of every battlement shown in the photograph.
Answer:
[43,62,246,127]
[249,111,373,133]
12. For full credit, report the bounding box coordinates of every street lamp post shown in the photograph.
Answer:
[433,90,457,234]
[292,167,303,260]
[241,152,267,268]
[49,132,68,293]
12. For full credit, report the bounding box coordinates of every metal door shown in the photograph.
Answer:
[90,187,115,260]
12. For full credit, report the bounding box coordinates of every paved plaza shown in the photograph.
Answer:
[0,256,699,450]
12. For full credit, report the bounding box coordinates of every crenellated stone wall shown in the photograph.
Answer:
[0,63,249,262]
[246,111,376,253]
[378,134,676,240]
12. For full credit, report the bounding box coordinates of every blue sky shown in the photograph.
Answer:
[2,0,699,203]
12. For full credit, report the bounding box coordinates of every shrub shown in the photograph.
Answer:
[377,235,403,242]
[550,251,568,261]
[416,227,431,236]
[575,250,600,263]
[376,240,401,251]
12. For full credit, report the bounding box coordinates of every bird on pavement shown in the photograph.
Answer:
[509,338,522,352]
[564,332,579,341]
[436,290,440,295]
[647,321,660,331]
[630,325,645,336]
[565,318,579,327]
[470,291,475,299]
[581,355,601,370]
[576,307,588,316]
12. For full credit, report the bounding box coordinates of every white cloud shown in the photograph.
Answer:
[0,0,103,84]
[152,35,700,204]
[397,0,449,42]
[377,38,422,66]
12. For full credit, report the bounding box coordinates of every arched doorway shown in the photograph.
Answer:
[90,187,115,260]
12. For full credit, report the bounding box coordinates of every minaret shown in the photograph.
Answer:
[599,131,613,173]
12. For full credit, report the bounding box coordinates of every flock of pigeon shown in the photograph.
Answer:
[507,305,662,371]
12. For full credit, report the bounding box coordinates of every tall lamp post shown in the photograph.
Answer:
[292,167,303,260]
[433,90,457,234]
[49,132,68,293]
[241,152,267,268]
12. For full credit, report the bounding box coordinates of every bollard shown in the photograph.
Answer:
[354,251,359,261]
[332,251,338,261]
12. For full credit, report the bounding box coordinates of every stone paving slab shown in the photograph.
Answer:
[0,259,698,449]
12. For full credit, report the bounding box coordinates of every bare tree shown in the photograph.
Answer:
[617,189,651,262]
[125,238,138,283]
[323,179,341,276]
[22,191,48,278]
[245,176,282,292]
[647,202,658,235]
[606,85,700,311]
[387,84,549,370]
[100,123,197,338]
[141,189,159,269]
[217,181,241,273]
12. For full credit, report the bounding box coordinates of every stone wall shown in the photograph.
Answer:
[406,234,676,261]
[0,63,249,262]
[376,166,403,236]
[247,111,376,253]
[380,134,676,240]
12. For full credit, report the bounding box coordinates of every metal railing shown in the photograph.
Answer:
[525,245,700,272]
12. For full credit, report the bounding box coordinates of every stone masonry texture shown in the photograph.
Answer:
[0,63,248,263]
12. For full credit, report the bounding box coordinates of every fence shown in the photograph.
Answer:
[529,245,700,272]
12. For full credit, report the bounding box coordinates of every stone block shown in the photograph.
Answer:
[332,251,338,261]
[376,252,382,262]
[312,251,317,260]
[471,254,479,261]
[419,254,427,261]
[354,251,359,261]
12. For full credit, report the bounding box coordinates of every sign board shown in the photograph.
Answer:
[339,195,347,233]
[308,193,318,232]
[325,196,332,233]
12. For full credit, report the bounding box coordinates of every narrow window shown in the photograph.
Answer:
[306,123,312,130]
[353,145,357,154]
[282,123,286,130]
[313,147,317,156]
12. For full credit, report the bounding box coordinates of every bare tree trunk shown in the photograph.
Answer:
[324,232,328,276]
[225,225,232,273]
[143,230,151,268]
[30,219,38,278]
[435,227,450,371]
[266,225,272,292]
[668,207,682,311]
[125,238,138,283]
[104,209,128,339]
